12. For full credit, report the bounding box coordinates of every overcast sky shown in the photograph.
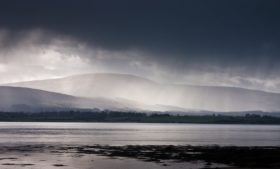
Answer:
[0,0,280,92]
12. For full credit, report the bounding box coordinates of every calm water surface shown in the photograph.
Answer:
[0,122,279,146]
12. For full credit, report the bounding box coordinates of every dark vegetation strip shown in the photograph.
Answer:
[0,111,280,124]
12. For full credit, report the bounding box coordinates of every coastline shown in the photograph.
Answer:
[0,111,280,125]
[0,144,279,169]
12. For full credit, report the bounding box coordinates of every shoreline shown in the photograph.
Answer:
[0,111,280,125]
[0,144,279,169]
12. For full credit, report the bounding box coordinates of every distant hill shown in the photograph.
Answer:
[0,86,184,112]
[5,73,280,112]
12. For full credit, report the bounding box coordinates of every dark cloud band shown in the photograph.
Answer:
[0,0,280,88]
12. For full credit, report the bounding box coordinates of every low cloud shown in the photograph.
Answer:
[0,29,280,93]
[0,29,94,83]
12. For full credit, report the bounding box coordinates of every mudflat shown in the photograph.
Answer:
[0,144,279,169]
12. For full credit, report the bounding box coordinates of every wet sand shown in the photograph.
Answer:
[0,144,279,169]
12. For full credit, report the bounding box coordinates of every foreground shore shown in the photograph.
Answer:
[0,144,279,169]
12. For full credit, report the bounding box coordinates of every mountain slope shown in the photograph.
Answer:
[0,86,116,112]
[5,73,280,112]
[0,86,185,112]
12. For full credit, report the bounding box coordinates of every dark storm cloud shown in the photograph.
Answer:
[0,0,280,89]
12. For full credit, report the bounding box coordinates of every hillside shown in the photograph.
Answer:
[5,73,280,112]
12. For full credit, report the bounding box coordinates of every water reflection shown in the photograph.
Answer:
[0,122,279,146]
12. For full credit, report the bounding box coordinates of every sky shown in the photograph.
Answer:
[0,0,280,92]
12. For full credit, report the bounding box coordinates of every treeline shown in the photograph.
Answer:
[0,111,280,124]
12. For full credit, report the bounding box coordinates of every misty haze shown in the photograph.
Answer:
[0,0,280,169]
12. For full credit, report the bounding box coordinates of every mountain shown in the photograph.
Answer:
[5,73,280,112]
[0,86,183,112]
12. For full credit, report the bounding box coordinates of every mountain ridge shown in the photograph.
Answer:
[0,86,187,112]
[5,73,278,95]
[4,73,280,112]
